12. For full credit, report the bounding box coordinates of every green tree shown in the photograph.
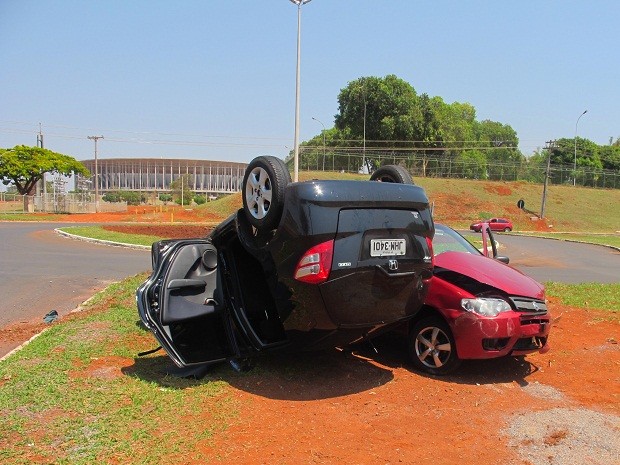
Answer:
[0,145,89,195]
[193,194,206,205]
[335,75,419,142]
[102,191,121,203]
[0,145,89,209]
[170,174,193,206]
[159,193,173,204]
[599,145,620,171]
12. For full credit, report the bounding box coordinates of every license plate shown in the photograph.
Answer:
[370,239,406,257]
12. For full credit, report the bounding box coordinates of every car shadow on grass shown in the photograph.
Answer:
[123,346,395,401]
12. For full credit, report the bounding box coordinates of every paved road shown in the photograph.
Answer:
[0,222,151,328]
[461,231,619,284]
[1,224,617,329]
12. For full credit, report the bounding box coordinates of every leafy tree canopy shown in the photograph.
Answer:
[170,174,193,205]
[0,145,89,195]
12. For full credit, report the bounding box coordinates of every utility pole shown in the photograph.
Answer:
[87,135,104,212]
[540,140,555,219]
[290,0,313,182]
[37,123,46,196]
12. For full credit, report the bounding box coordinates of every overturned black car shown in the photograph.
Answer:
[136,157,435,368]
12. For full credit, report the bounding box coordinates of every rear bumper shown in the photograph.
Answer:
[448,310,551,359]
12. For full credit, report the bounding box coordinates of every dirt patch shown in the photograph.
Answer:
[53,204,223,224]
[70,356,135,381]
[0,321,49,359]
[103,224,212,239]
[187,300,619,465]
[484,183,513,196]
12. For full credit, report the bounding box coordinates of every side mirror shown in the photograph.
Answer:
[495,256,510,264]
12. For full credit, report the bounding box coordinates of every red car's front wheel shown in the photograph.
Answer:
[408,316,461,375]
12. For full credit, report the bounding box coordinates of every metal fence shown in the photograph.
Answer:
[296,147,620,189]
[0,193,127,214]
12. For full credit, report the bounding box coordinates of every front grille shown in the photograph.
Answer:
[509,296,547,314]
[513,336,547,351]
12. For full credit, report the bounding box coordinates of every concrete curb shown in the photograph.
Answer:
[505,232,620,252]
[0,284,123,362]
[0,328,50,362]
[55,228,151,250]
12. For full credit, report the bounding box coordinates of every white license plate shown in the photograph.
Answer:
[370,239,406,257]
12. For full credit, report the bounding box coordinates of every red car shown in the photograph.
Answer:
[470,217,513,232]
[407,223,550,375]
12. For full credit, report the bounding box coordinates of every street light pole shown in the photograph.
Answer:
[312,117,326,171]
[573,110,587,186]
[87,135,104,212]
[290,0,312,182]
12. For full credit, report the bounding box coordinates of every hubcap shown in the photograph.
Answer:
[415,326,452,368]
[245,167,273,220]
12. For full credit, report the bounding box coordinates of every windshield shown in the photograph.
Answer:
[433,224,482,256]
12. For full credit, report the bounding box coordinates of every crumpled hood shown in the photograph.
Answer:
[434,251,544,299]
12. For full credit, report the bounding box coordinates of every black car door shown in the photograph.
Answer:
[136,239,239,367]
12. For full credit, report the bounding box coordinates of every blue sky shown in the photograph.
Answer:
[1,1,618,164]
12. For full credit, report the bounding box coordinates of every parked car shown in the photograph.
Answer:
[407,223,550,375]
[470,217,513,232]
[137,158,435,371]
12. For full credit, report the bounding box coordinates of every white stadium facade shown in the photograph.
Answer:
[79,158,249,195]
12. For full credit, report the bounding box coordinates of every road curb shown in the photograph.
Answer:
[505,232,620,252]
[55,229,150,250]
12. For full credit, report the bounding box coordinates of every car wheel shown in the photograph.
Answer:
[242,156,291,232]
[369,165,414,184]
[504,227,512,232]
[408,316,460,375]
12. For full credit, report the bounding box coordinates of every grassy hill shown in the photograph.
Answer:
[202,171,619,234]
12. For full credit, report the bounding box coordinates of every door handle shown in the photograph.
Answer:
[167,279,207,290]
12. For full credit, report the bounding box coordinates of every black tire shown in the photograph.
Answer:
[369,165,414,184]
[242,156,291,232]
[408,316,460,375]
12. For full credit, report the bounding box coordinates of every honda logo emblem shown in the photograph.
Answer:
[388,259,399,271]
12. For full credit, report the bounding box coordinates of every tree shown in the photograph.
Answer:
[0,145,89,196]
[159,193,173,204]
[335,75,419,143]
[170,174,193,206]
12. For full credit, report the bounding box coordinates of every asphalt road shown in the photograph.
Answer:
[0,222,150,328]
[1,224,617,330]
[460,231,620,284]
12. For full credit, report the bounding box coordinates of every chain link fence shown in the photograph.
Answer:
[296,147,620,189]
[0,193,127,214]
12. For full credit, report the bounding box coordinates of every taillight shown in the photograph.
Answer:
[294,240,334,284]
[425,236,435,268]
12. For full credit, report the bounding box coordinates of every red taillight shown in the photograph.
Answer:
[426,236,435,268]
[294,240,334,284]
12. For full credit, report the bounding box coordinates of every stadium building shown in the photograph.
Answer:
[79,158,248,195]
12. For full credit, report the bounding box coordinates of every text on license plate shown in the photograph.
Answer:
[370,239,406,257]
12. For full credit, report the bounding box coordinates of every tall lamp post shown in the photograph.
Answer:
[312,117,326,171]
[290,0,312,182]
[87,135,104,212]
[573,110,587,186]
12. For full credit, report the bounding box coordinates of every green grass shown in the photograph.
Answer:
[545,282,620,316]
[287,171,620,233]
[0,275,236,464]
[0,213,66,221]
[60,226,163,247]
